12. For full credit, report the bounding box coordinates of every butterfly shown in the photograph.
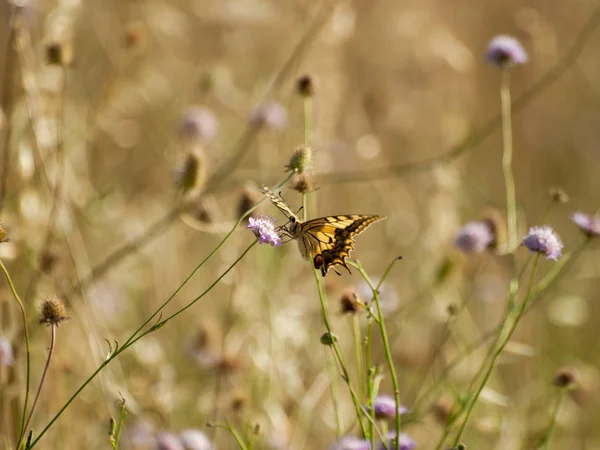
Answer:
[261,186,386,276]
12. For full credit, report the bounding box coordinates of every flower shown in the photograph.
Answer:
[173,149,206,193]
[571,212,600,238]
[378,432,416,450]
[371,395,408,420]
[328,436,371,450]
[485,35,528,68]
[553,366,580,389]
[180,429,214,450]
[39,296,69,326]
[179,106,219,144]
[0,336,14,367]
[356,278,399,315]
[296,74,316,97]
[454,221,495,253]
[285,145,312,174]
[248,102,288,130]
[247,215,281,247]
[156,432,185,450]
[522,226,563,260]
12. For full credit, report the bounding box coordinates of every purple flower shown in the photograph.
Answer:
[485,35,528,68]
[0,336,14,367]
[371,395,408,420]
[378,432,416,450]
[180,429,214,450]
[454,221,495,253]
[522,226,563,260]
[571,212,600,238]
[179,106,219,144]
[328,436,371,450]
[248,102,288,130]
[247,215,282,247]
[156,432,185,450]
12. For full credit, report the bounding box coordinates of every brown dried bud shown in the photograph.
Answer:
[549,188,569,204]
[296,74,315,97]
[39,296,69,326]
[291,173,314,194]
[553,366,579,388]
[340,290,361,314]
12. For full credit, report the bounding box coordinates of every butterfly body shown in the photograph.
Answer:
[261,186,385,276]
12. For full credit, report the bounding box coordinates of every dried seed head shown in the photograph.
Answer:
[217,354,240,374]
[0,224,8,243]
[339,290,361,314]
[553,366,580,388]
[237,183,261,222]
[39,296,68,326]
[431,395,454,425]
[482,209,505,251]
[174,149,206,194]
[124,21,146,49]
[45,42,72,66]
[549,188,569,204]
[193,198,213,224]
[229,391,248,412]
[285,145,312,174]
[296,74,315,97]
[39,250,58,274]
[291,173,314,194]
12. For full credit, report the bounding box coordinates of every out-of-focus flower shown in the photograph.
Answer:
[285,145,312,174]
[553,366,580,389]
[247,215,281,247]
[173,149,206,194]
[371,395,408,420]
[180,429,214,450]
[0,336,14,367]
[454,221,495,254]
[39,295,69,326]
[45,41,73,66]
[237,183,261,223]
[522,226,563,260]
[128,420,155,448]
[179,106,219,144]
[549,188,569,204]
[485,35,528,68]
[328,436,371,450]
[378,432,416,450]
[296,74,316,97]
[571,212,600,238]
[339,289,361,314]
[248,102,288,130]
[356,278,399,315]
[0,224,8,243]
[156,432,185,450]
[291,173,314,193]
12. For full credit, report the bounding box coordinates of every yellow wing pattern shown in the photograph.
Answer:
[261,186,385,276]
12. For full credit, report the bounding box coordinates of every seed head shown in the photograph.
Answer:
[248,102,288,130]
[340,290,361,314]
[571,211,600,238]
[454,221,495,254]
[521,226,563,260]
[173,149,206,194]
[45,41,72,66]
[485,35,528,68]
[549,188,569,204]
[553,366,580,388]
[296,74,316,97]
[247,215,281,247]
[124,20,146,49]
[39,296,69,326]
[291,173,315,194]
[285,145,312,174]
[237,183,261,223]
[179,106,218,144]
[0,224,8,243]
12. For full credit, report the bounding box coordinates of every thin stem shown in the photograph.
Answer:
[352,315,365,401]
[376,256,402,291]
[365,318,375,447]
[0,259,31,445]
[501,69,517,252]
[326,349,343,438]
[538,389,565,450]
[22,325,56,444]
[452,254,541,445]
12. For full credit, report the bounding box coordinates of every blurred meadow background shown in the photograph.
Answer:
[1,0,600,449]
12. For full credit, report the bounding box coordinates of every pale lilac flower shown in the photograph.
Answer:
[522,226,563,260]
[356,278,399,315]
[0,336,14,367]
[378,432,416,450]
[179,106,218,144]
[247,215,281,247]
[328,436,371,450]
[180,429,213,450]
[248,102,288,130]
[156,432,185,450]
[371,395,408,420]
[571,212,600,238]
[454,222,495,253]
[485,35,528,68]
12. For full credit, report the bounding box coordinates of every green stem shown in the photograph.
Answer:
[538,389,564,449]
[352,315,365,402]
[0,259,31,447]
[501,69,517,252]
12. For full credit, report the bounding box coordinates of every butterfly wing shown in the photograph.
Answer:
[261,185,302,222]
[300,215,386,276]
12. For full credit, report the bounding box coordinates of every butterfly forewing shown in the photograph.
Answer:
[261,185,386,276]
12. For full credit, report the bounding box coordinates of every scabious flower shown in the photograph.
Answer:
[0,336,14,367]
[156,432,185,450]
[328,436,371,450]
[571,212,600,238]
[371,395,408,420]
[378,432,416,450]
[485,35,528,68]
[454,221,495,254]
[522,226,563,260]
[179,106,219,144]
[248,102,288,130]
[247,215,282,247]
[356,278,399,315]
[180,429,214,450]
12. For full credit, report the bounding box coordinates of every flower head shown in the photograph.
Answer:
[454,221,495,253]
[285,145,312,174]
[571,212,600,238]
[247,215,281,247]
[39,295,69,326]
[180,429,214,450]
[371,395,408,420]
[522,226,563,260]
[378,432,416,450]
[356,278,399,315]
[296,74,316,97]
[156,432,185,450]
[179,106,219,144]
[328,436,371,450]
[0,336,14,367]
[553,366,580,389]
[485,35,528,68]
[248,102,288,130]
